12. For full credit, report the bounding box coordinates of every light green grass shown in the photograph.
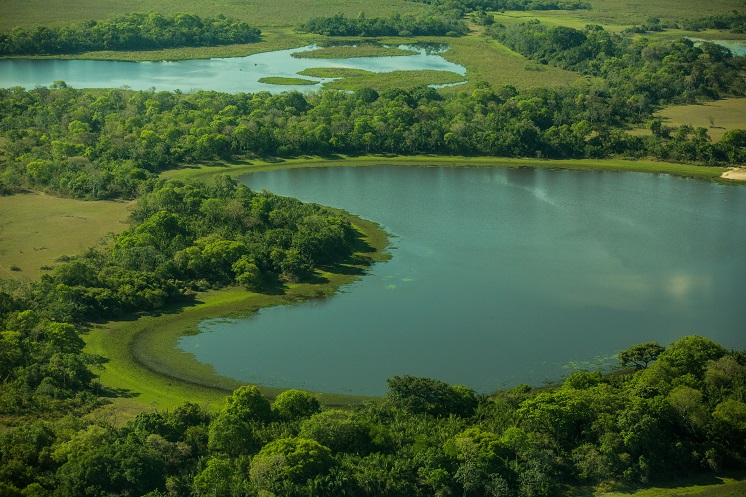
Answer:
[161,155,735,184]
[656,98,746,142]
[434,34,584,92]
[0,192,131,280]
[84,213,389,419]
[258,76,318,85]
[594,473,746,497]
[292,45,417,58]
[298,67,375,78]
[323,69,465,91]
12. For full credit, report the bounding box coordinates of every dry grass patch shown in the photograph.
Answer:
[630,98,746,142]
[657,98,746,142]
[0,192,131,280]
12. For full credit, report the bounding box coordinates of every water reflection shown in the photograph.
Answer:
[0,44,465,93]
[179,166,746,395]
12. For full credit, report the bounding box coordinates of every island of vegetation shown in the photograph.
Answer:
[1,0,745,495]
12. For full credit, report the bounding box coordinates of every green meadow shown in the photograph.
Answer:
[0,192,131,280]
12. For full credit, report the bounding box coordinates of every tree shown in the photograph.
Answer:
[385,375,478,417]
[272,390,321,421]
[223,385,271,423]
[618,342,666,370]
[249,437,335,492]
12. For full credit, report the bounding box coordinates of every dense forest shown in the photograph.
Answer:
[0,13,261,55]
[2,26,745,200]
[297,12,468,37]
[0,336,744,496]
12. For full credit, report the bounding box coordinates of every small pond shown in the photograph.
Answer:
[178,166,746,396]
[688,38,746,56]
[0,44,465,93]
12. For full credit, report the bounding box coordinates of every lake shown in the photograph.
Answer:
[178,166,746,396]
[0,44,465,93]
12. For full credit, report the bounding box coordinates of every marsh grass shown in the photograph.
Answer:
[0,192,131,280]
[292,45,417,58]
[323,69,465,91]
[258,76,318,85]
[298,67,374,78]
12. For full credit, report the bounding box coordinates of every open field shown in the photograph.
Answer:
[628,98,746,142]
[84,214,389,420]
[428,34,584,92]
[657,98,746,142]
[324,69,465,91]
[582,0,746,26]
[0,192,131,280]
[0,0,424,31]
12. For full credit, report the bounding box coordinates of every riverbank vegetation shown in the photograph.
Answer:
[1,336,744,496]
[0,12,261,56]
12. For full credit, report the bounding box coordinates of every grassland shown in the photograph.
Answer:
[258,76,318,85]
[657,98,746,142]
[0,192,131,280]
[0,0,424,31]
[298,67,374,78]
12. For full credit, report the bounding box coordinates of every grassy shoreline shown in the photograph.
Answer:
[84,214,389,419]
[88,154,741,418]
[162,154,738,184]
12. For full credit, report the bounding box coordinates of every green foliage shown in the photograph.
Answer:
[297,11,467,37]
[619,342,666,370]
[0,12,261,55]
[272,390,321,421]
[385,374,478,417]
[249,437,335,492]
[224,385,272,424]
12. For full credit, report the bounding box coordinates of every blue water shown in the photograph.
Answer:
[178,166,746,395]
[0,44,465,93]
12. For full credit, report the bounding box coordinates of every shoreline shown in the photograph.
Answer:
[83,214,389,419]
[85,155,743,419]
[162,154,740,184]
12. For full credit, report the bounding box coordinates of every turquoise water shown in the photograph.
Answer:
[179,166,746,395]
[0,44,465,93]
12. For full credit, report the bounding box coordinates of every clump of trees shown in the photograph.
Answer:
[297,12,467,37]
[0,336,744,496]
[405,0,590,12]
[0,12,261,55]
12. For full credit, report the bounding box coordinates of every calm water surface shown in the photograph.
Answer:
[0,44,464,93]
[179,166,746,395]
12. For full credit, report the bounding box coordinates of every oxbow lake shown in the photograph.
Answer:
[178,166,746,396]
[0,44,465,93]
